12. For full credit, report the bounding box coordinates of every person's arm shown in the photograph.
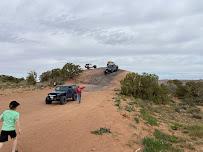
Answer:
[16,119,21,134]
[0,113,3,122]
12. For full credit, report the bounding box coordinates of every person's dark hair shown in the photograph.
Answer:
[9,101,20,110]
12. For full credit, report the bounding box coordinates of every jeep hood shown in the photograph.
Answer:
[49,91,66,95]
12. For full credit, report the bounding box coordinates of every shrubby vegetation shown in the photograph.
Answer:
[62,63,83,79]
[0,75,25,89]
[120,73,203,105]
[118,73,202,151]
[120,73,169,104]
[26,71,37,85]
[167,80,203,105]
[0,63,83,88]
[40,68,63,85]
[91,128,111,135]
[0,75,24,83]
[143,130,182,152]
[40,63,83,85]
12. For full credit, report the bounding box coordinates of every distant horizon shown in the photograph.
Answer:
[1,63,202,80]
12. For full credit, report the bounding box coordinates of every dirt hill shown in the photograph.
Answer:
[75,68,127,91]
[0,69,136,152]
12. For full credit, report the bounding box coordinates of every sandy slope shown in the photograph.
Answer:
[0,69,138,152]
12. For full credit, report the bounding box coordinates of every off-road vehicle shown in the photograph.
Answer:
[85,64,97,69]
[104,62,119,74]
[45,85,78,105]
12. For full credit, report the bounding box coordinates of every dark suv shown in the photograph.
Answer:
[104,62,119,74]
[45,85,78,105]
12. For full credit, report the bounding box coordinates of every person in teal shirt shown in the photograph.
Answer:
[0,101,21,152]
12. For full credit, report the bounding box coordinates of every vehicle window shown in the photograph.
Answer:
[55,86,61,91]
[55,86,70,91]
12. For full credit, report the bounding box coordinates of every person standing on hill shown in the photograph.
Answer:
[0,101,21,152]
[76,86,85,104]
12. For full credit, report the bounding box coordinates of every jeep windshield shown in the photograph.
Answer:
[55,86,71,92]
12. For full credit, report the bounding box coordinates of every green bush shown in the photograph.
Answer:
[62,63,83,79]
[40,68,64,85]
[40,63,83,84]
[26,71,37,85]
[167,80,203,105]
[0,75,24,83]
[120,73,169,104]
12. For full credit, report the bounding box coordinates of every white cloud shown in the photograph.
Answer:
[0,0,203,79]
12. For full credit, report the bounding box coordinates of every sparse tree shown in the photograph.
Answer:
[26,71,37,85]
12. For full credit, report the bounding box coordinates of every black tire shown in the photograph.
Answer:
[93,65,97,69]
[45,97,52,104]
[60,96,66,105]
[72,94,77,101]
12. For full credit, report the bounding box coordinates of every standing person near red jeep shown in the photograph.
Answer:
[76,86,85,104]
[0,101,21,152]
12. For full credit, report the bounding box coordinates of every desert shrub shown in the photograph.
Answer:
[40,68,64,85]
[167,80,187,98]
[120,73,169,104]
[143,130,182,152]
[143,137,182,152]
[184,81,203,105]
[26,71,37,85]
[167,80,203,105]
[40,63,83,85]
[0,75,24,83]
[91,128,111,135]
[62,63,83,79]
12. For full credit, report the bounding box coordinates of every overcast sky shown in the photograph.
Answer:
[0,0,203,79]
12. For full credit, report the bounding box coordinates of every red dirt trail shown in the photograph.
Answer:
[0,69,139,152]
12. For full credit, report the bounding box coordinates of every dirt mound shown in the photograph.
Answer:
[75,68,127,91]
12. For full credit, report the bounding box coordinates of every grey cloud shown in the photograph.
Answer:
[0,0,203,79]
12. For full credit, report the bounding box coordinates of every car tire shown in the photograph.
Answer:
[60,96,66,105]
[72,94,77,101]
[45,97,52,104]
